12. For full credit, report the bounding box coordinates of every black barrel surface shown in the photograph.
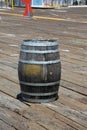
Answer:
[18,40,61,103]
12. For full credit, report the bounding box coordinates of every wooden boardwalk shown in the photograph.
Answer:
[0,7,87,130]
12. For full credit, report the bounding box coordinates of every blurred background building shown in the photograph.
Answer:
[0,0,87,9]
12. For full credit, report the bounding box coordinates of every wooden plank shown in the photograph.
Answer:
[60,42,87,68]
[20,104,76,130]
[0,78,19,98]
[0,51,18,64]
[60,80,87,96]
[60,41,87,56]
[60,50,87,88]
[0,76,20,96]
[0,62,18,77]
[61,50,87,63]
[61,70,87,88]
[47,108,87,130]
[0,52,18,64]
[0,106,46,130]
[0,120,15,130]
[61,60,87,76]
[58,93,87,113]
[23,103,87,130]
[0,42,19,54]
[60,46,87,67]
[44,102,87,129]
[0,59,17,70]
[0,92,28,112]
[0,64,18,83]
[59,86,87,104]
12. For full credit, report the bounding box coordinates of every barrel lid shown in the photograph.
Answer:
[22,40,58,47]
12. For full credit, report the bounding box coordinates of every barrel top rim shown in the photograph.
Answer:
[23,39,58,42]
[22,40,58,46]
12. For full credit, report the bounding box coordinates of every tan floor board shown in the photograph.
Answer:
[0,106,46,130]
[0,120,15,130]
[59,87,87,104]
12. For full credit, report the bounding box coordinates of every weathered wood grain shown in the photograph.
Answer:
[0,92,28,112]
[60,80,87,96]
[0,106,47,130]
[44,103,87,129]
[59,87,87,106]
[0,120,15,130]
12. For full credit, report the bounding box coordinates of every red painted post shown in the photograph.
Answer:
[21,0,33,17]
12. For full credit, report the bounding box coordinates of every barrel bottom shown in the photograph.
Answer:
[18,82,59,103]
[21,93,58,103]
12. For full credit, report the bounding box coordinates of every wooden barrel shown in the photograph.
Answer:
[18,40,61,103]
